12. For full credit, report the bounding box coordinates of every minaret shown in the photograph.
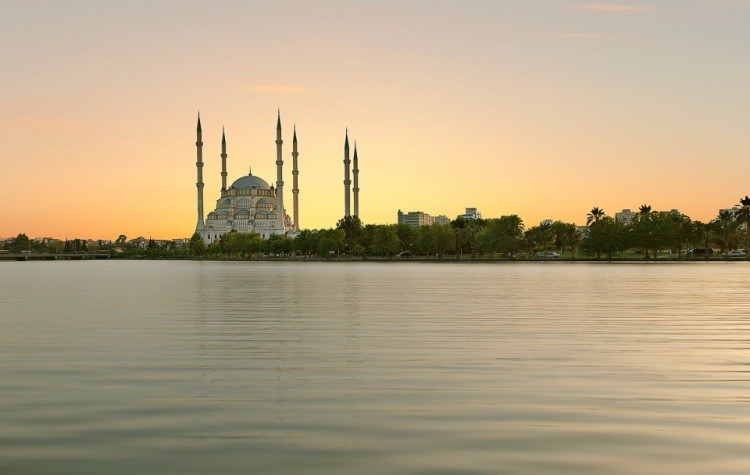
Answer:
[220,127,228,194]
[195,112,205,233]
[343,129,351,217]
[292,125,300,230]
[275,111,285,229]
[353,141,359,218]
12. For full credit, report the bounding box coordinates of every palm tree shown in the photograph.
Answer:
[714,210,739,256]
[734,195,750,258]
[586,207,605,226]
[633,204,654,259]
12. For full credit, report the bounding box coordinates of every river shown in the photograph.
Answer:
[2,261,749,474]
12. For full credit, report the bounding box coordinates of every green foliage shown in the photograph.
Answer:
[372,225,402,257]
[735,195,750,256]
[713,209,739,255]
[525,223,553,256]
[427,223,455,259]
[189,233,206,257]
[581,217,627,260]
[586,207,605,226]
[629,208,682,259]
[478,215,524,257]
[550,221,581,258]
[336,216,363,253]
[11,233,31,253]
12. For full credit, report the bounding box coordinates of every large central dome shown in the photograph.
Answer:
[230,174,270,191]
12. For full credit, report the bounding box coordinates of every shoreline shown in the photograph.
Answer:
[2,254,748,264]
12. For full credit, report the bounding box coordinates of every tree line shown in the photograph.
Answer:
[6,195,749,261]
[188,195,750,260]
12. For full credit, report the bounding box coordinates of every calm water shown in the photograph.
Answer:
[2,261,750,474]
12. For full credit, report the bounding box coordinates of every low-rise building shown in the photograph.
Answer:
[434,215,450,225]
[615,209,637,224]
[397,210,434,227]
[456,207,482,220]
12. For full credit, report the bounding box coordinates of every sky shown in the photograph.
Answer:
[1,0,748,239]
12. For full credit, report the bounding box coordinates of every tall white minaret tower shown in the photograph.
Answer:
[195,112,205,234]
[220,127,228,194]
[292,125,300,230]
[343,129,351,217]
[353,141,359,218]
[275,111,285,229]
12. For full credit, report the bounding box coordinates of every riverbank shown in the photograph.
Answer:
[4,253,748,263]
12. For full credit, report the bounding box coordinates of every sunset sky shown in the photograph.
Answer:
[2,0,748,239]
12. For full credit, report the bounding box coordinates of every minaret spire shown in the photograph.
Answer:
[353,141,359,219]
[275,111,286,232]
[292,124,300,230]
[195,112,205,234]
[220,127,228,193]
[343,129,351,217]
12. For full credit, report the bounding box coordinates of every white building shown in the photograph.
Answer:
[457,207,482,220]
[615,209,637,224]
[398,210,434,227]
[194,113,361,243]
[195,113,293,243]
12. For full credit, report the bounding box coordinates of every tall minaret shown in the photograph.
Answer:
[343,129,351,217]
[353,141,359,218]
[195,112,205,233]
[220,127,228,194]
[292,125,300,230]
[275,111,285,228]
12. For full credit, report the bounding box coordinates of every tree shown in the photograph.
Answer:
[293,229,317,256]
[714,210,739,256]
[267,234,291,256]
[358,224,378,256]
[394,223,417,253]
[455,219,483,258]
[734,195,750,258]
[189,233,206,256]
[551,221,580,258]
[478,215,524,258]
[317,229,346,257]
[336,216,363,254]
[690,221,717,260]
[427,223,455,259]
[527,223,552,258]
[586,207,606,226]
[581,217,626,261]
[373,225,402,257]
[11,233,30,253]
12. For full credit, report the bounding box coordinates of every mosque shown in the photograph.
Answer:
[193,112,360,243]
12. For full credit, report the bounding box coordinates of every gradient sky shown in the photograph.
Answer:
[1,0,748,239]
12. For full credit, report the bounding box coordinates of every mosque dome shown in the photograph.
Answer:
[230,174,270,191]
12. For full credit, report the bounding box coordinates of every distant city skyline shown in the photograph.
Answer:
[2,1,749,239]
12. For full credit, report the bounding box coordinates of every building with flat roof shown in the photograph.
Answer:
[398,210,434,227]
[457,207,482,220]
[434,215,450,225]
[615,209,637,224]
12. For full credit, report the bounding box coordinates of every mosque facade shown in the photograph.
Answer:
[193,113,360,243]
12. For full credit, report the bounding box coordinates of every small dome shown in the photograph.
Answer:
[230,174,270,191]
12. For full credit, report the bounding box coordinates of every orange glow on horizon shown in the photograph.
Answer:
[1,2,748,240]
